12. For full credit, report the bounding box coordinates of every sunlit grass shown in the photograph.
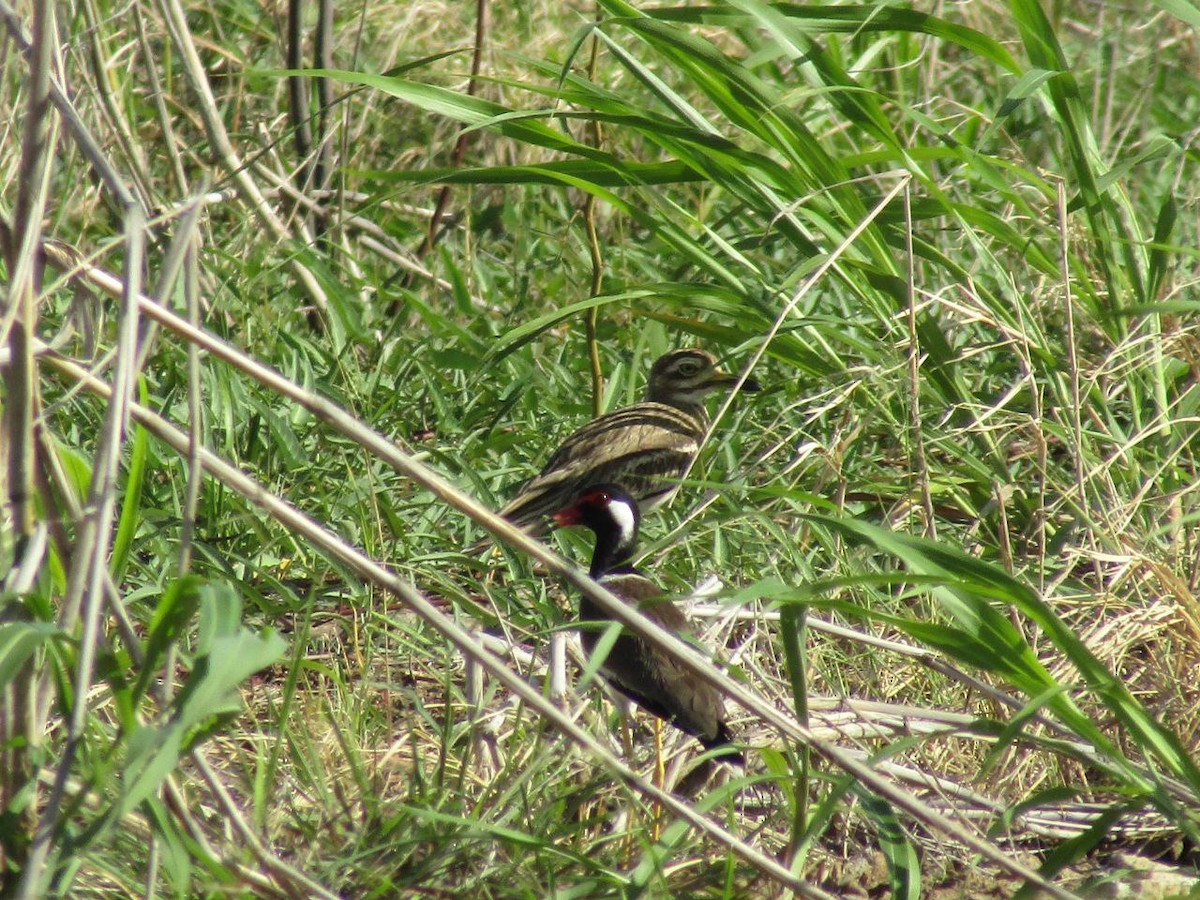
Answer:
[3,0,1200,896]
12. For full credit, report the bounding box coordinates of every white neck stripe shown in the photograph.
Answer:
[608,498,638,547]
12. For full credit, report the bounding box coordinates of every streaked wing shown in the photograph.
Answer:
[499,402,705,529]
[538,403,704,475]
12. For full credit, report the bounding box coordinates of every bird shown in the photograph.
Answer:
[553,483,743,763]
[497,349,761,537]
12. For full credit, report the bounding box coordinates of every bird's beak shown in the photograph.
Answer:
[710,369,762,393]
[552,507,581,527]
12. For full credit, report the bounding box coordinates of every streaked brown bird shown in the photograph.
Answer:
[554,483,743,762]
[498,349,761,536]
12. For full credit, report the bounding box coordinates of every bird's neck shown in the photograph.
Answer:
[588,504,639,578]
[645,389,709,421]
[589,531,637,578]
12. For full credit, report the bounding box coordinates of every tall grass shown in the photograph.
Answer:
[2,0,1199,896]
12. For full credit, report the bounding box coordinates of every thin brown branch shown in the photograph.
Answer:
[18,204,146,898]
[156,0,329,319]
[1,0,55,882]
[79,0,155,210]
[132,2,187,192]
[583,10,605,417]
[286,0,312,171]
[408,0,489,275]
[904,182,936,539]
[1056,180,1102,586]
[313,0,334,213]
[0,0,137,211]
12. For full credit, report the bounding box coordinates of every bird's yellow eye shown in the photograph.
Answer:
[677,360,701,376]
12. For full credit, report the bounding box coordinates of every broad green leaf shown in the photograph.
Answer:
[0,622,62,689]
[577,620,622,688]
[110,376,150,585]
[1151,0,1200,27]
[133,575,206,702]
[116,582,285,816]
[855,788,920,900]
[806,514,1200,797]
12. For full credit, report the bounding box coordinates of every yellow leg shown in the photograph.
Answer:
[651,718,664,841]
[654,718,665,788]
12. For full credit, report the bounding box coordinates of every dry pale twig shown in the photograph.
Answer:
[0,0,138,210]
[19,205,146,899]
[3,0,59,888]
[155,0,329,318]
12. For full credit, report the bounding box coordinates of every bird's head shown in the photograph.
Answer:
[646,349,761,407]
[552,484,641,571]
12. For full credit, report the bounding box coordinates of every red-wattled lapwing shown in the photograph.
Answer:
[554,483,743,764]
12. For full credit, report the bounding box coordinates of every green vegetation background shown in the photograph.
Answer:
[2,0,1200,896]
